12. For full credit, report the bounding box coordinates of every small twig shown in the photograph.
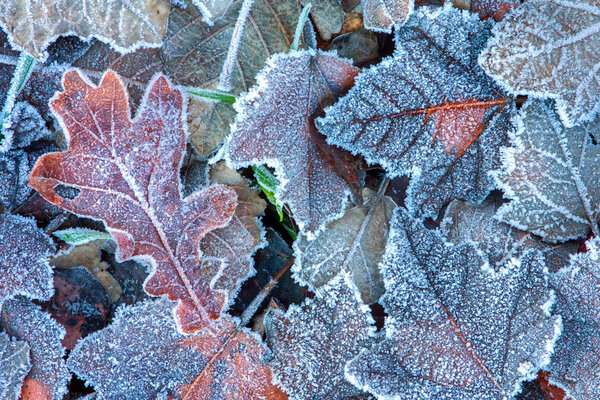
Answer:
[218,0,255,91]
[45,212,69,235]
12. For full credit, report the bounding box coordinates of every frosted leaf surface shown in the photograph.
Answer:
[362,0,414,32]
[0,214,55,306]
[1,298,69,400]
[293,187,396,304]
[0,0,170,60]
[4,102,51,149]
[265,273,376,399]
[346,207,560,400]
[548,237,600,400]
[162,0,299,155]
[318,4,512,218]
[226,50,361,237]
[479,0,600,128]
[441,197,577,272]
[191,0,234,23]
[493,100,600,243]
[68,298,287,400]
[450,0,519,21]
[302,0,344,40]
[28,70,238,333]
[0,331,30,400]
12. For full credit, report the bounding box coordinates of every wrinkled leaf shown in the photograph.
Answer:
[1,298,69,400]
[265,273,376,399]
[346,208,560,400]
[479,0,600,127]
[226,50,361,237]
[549,237,600,400]
[68,298,287,400]
[293,187,396,304]
[29,70,237,333]
[0,331,30,400]
[362,0,413,32]
[493,100,600,243]
[0,0,170,60]
[0,213,55,306]
[318,4,512,218]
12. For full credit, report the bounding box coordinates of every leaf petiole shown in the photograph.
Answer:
[291,3,312,51]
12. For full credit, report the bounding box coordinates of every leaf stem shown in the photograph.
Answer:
[291,3,312,51]
[218,0,255,91]
[183,87,237,104]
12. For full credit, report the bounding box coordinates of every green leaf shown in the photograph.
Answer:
[252,165,284,221]
[184,87,237,104]
[53,228,112,246]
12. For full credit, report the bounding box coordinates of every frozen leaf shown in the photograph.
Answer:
[450,0,519,21]
[362,0,413,32]
[0,0,170,60]
[493,100,600,243]
[52,227,112,246]
[226,50,361,236]
[162,0,300,155]
[29,70,238,333]
[346,208,561,400]
[192,0,235,23]
[0,213,55,306]
[303,0,344,40]
[293,187,396,304]
[4,101,51,148]
[68,298,287,400]
[441,197,577,272]
[265,273,376,399]
[548,238,600,400]
[1,297,69,400]
[318,4,512,218]
[199,162,267,307]
[479,0,600,127]
[0,331,30,400]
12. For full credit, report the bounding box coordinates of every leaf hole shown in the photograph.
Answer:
[54,184,81,200]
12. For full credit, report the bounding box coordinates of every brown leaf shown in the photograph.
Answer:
[29,70,237,333]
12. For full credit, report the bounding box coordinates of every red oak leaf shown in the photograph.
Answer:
[29,70,237,333]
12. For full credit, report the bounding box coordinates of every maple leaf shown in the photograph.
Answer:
[265,272,376,399]
[29,69,238,333]
[68,298,287,400]
[441,197,577,272]
[0,213,55,306]
[0,331,30,400]
[345,207,560,400]
[225,49,361,237]
[317,4,512,218]
[548,238,600,400]
[1,297,69,400]
[0,0,170,60]
[362,0,414,32]
[479,0,600,128]
[293,187,397,304]
[493,100,600,243]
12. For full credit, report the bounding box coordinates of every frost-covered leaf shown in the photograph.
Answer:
[441,197,577,272]
[494,100,600,243]
[293,187,396,304]
[318,4,512,217]
[479,0,600,127]
[226,50,361,236]
[162,0,299,155]
[1,298,69,400]
[0,214,55,306]
[4,101,51,149]
[450,0,519,21]
[0,0,170,60]
[265,273,375,399]
[192,0,235,23]
[362,0,414,32]
[29,70,237,333]
[68,298,287,400]
[0,331,30,400]
[303,0,344,40]
[346,208,560,400]
[548,238,600,400]
[52,228,112,246]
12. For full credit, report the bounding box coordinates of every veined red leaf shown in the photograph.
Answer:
[29,70,238,333]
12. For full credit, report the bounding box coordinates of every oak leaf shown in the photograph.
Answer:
[0,332,30,400]
[0,0,170,60]
[226,50,361,237]
[493,100,600,243]
[318,4,512,217]
[68,298,287,400]
[345,208,560,400]
[29,69,238,333]
[479,0,600,127]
